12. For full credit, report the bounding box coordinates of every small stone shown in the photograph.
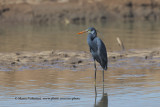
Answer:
[64,54,68,57]
[145,56,148,59]
[78,60,82,64]
[16,59,20,62]
[11,62,16,65]
[44,59,48,62]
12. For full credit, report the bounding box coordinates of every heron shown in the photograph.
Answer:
[77,27,108,84]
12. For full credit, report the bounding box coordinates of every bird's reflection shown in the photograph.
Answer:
[94,83,108,107]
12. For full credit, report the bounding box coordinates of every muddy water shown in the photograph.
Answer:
[0,68,160,107]
[0,21,160,52]
[0,21,160,107]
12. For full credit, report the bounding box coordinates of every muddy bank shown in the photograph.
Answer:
[0,0,160,24]
[0,48,159,71]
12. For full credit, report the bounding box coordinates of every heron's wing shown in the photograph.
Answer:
[96,38,108,69]
[96,38,107,59]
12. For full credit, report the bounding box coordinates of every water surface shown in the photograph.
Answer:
[0,68,160,107]
[0,22,160,107]
[0,21,160,52]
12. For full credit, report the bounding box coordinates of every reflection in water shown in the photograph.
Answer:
[0,62,160,107]
[94,83,108,107]
[95,93,108,107]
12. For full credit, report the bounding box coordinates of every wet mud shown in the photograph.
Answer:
[0,48,159,71]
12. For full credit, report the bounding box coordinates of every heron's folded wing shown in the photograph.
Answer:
[96,38,108,66]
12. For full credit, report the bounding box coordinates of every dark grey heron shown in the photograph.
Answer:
[77,27,108,84]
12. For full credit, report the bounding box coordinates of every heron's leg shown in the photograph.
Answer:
[94,60,97,85]
[102,69,104,83]
[103,78,104,95]
[95,83,97,98]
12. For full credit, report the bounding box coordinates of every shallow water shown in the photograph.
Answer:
[0,22,160,107]
[0,21,160,52]
[0,68,160,107]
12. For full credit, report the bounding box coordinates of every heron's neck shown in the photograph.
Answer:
[88,33,97,41]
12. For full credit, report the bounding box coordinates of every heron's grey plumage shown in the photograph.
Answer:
[77,27,108,84]
[87,27,108,70]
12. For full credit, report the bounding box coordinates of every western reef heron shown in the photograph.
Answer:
[77,27,108,84]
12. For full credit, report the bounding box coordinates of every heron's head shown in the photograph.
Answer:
[77,27,97,35]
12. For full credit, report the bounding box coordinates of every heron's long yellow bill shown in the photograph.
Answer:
[77,31,86,34]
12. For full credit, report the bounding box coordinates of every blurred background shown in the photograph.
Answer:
[1,0,160,24]
[0,0,160,52]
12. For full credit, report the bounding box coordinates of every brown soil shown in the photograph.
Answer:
[0,48,159,71]
[0,0,160,24]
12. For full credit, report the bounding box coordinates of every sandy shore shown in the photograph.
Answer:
[0,48,159,71]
